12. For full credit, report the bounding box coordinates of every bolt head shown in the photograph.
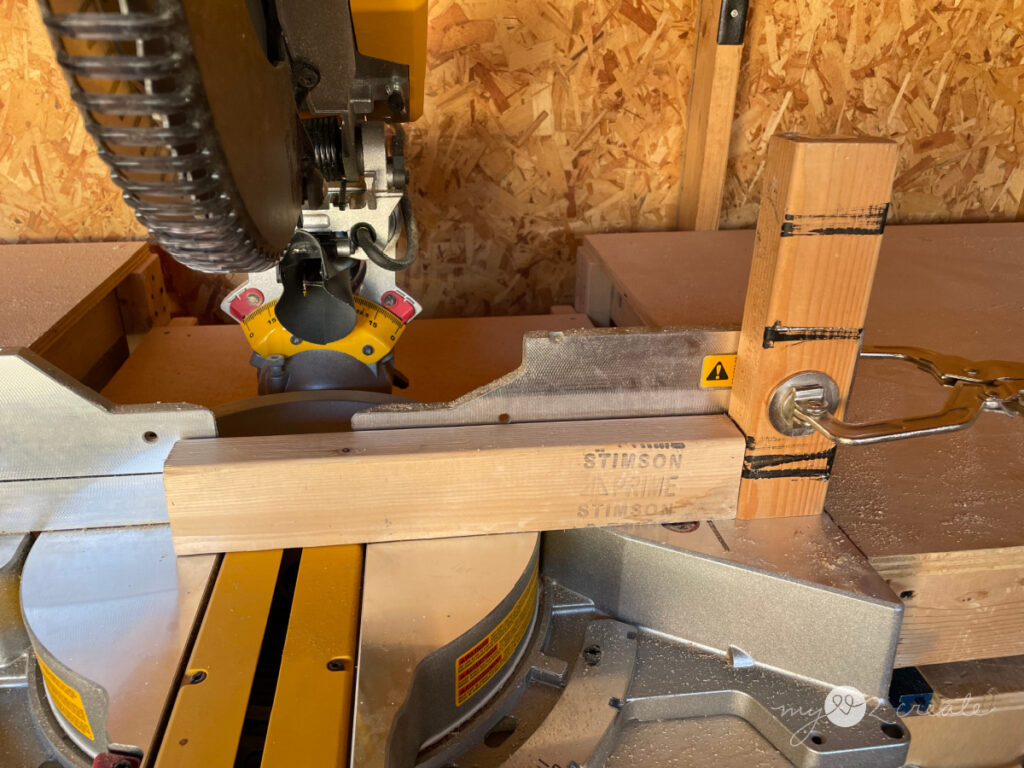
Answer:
[295,64,320,89]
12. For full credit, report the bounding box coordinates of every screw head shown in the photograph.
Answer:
[583,644,602,666]
[295,63,320,89]
[362,345,374,356]
[730,7,739,16]
[383,293,397,306]
[188,670,207,685]
[327,658,347,672]
[387,89,406,114]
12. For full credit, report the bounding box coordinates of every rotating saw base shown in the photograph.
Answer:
[355,522,911,768]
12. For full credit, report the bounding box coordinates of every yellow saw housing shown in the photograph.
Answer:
[242,296,407,364]
[351,0,427,120]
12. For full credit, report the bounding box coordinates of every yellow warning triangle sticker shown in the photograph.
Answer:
[700,354,737,388]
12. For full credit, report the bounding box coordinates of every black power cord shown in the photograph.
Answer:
[351,194,418,272]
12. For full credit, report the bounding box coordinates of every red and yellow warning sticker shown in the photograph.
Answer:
[37,653,95,741]
[455,565,538,706]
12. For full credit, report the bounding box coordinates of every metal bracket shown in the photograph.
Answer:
[769,346,1024,446]
[768,371,840,437]
[717,0,750,44]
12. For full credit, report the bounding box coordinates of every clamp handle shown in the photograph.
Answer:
[768,347,1024,447]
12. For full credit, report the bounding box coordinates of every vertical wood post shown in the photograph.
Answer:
[728,135,898,519]
[677,0,747,231]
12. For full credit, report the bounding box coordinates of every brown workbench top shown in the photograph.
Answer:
[0,241,147,351]
[101,312,594,408]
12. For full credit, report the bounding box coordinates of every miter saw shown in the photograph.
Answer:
[10,1,1016,767]
[43,0,426,394]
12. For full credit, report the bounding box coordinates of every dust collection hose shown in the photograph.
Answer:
[351,194,418,272]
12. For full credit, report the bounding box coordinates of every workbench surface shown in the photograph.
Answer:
[0,241,146,349]
[102,312,594,408]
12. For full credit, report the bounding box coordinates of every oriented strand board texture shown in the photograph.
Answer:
[0,1,146,242]
[402,0,697,316]
[3,0,1023,315]
[722,0,1024,228]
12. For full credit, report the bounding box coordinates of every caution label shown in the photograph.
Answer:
[455,565,538,706]
[37,654,95,741]
[700,354,737,388]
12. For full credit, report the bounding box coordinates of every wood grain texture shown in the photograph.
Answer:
[728,135,897,519]
[904,708,1024,768]
[875,548,1024,668]
[724,0,1024,230]
[164,415,744,555]
[676,0,743,230]
[918,654,1024,712]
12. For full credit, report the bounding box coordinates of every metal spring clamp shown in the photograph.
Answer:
[769,346,1024,446]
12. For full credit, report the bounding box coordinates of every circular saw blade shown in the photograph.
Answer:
[41,0,302,273]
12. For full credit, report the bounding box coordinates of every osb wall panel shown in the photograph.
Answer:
[1,1,146,242]
[403,0,698,316]
[3,0,1023,317]
[722,0,1024,228]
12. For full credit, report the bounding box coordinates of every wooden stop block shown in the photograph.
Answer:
[728,135,899,519]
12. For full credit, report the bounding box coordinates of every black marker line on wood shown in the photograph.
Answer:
[763,321,863,348]
[779,203,889,237]
[742,447,837,480]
